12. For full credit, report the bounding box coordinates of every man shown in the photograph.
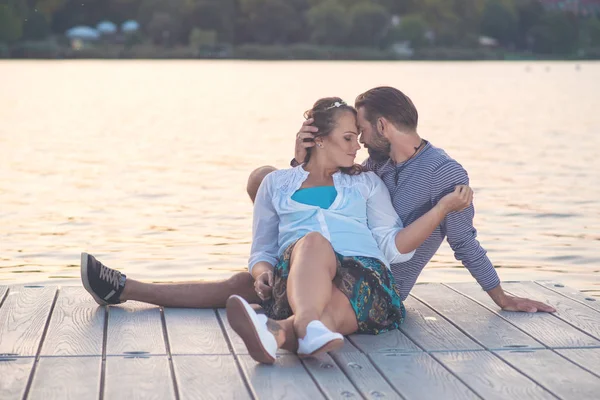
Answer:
[81,86,554,314]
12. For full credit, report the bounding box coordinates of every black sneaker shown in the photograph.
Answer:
[80,252,127,305]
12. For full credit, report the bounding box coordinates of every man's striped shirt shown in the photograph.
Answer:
[364,141,500,300]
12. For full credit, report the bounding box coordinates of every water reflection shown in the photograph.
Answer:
[0,61,598,297]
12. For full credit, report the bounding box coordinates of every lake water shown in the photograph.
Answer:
[1,60,599,297]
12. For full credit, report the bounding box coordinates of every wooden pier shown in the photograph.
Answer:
[1,281,599,399]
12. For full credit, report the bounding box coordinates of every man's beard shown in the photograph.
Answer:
[366,129,391,162]
[367,146,390,162]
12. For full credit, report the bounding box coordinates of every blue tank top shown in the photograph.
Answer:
[291,186,337,209]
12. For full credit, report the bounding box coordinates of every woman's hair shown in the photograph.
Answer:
[303,97,363,175]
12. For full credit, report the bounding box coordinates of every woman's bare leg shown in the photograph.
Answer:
[120,271,260,308]
[286,232,338,338]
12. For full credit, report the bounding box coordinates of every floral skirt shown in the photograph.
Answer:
[261,241,405,335]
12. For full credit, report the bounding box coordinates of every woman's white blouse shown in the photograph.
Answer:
[249,166,415,272]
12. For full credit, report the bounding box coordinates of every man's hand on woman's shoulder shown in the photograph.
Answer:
[293,118,318,165]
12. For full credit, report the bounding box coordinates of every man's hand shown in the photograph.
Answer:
[488,285,556,313]
[254,270,274,301]
[294,118,318,164]
[499,294,556,313]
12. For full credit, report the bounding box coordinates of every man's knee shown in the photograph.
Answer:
[247,166,277,203]
[226,271,254,290]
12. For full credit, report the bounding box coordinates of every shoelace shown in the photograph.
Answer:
[99,264,121,290]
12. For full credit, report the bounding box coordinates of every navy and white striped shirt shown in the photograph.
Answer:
[364,141,500,300]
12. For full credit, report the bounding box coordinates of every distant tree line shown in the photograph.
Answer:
[1,0,600,56]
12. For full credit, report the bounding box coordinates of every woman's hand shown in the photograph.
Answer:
[254,270,274,301]
[438,185,473,215]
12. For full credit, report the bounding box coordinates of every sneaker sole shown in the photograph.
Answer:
[80,252,109,306]
[298,338,344,358]
[226,296,276,365]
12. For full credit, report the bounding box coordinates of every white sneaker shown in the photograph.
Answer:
[226,295,278,364]
[297,320,344,357]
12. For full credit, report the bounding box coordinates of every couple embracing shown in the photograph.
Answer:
[81,87,555,365]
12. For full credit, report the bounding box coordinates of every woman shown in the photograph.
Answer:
[226,97,472,364]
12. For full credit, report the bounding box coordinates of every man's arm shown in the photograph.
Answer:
[432,161,555,313]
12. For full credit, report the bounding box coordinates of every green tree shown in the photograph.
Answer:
[581,17,600,47]
[306,0,350,46]
[530,11,579,54]
[0,4,23,43]
[348,1,389,47]
[184,0,235,43]
[237,0,302,44]
[387,14,428,48]
[480,0,518,45]
[514,0,545,50]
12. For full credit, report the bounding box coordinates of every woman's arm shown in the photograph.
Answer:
[248,174,280,273]
[365,174,415,264]
[366,174,472,263]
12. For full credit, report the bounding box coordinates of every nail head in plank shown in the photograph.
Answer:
[28,356,101,400]
[41,287,106,356]
[411,284,543,350]
[301,353,362,399]
[495,349,600,400]
[535,281,600,313]
[503,282,600,341]
[172,355,251,399]
[432,351,554,400]
[448,282,600,348]
[556,348,600,377]
[369,352,479,400]
[401,296,483,352]
[0,286,57,356]
[330,352,403,400]
[164,308,230,355]
[104,356,175,400]
[238,354,325,399]
[106,301,166,356]
[217,309,290,355]
[0,357,34,400]
[348,329,421,354]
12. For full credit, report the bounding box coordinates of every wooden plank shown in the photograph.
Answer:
[217,309,290,355]
[369,352,479,400]
[432,351,554,400]
[238,354,325,399]
[503,282,600,341]
[348,329,421,354]
[330,352,403,400]
[400,296,483,351]
[106,301,166,356]
[164,308,230,355]
[301,353,362,399]
[28,357,101,400]
[496,349,600,400]
[556,348,600,377]
[41,287,106,356]
[105,356,175,399]
[0,357,34,400]
[536,281,600,313]
[411,284,543,350]
[447,282,600,348]
[0,286,57,356]
[172,355,251,399]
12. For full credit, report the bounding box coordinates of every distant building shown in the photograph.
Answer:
[538,0,600,16]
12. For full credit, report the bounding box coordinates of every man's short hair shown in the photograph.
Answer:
[355,86,418,131]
